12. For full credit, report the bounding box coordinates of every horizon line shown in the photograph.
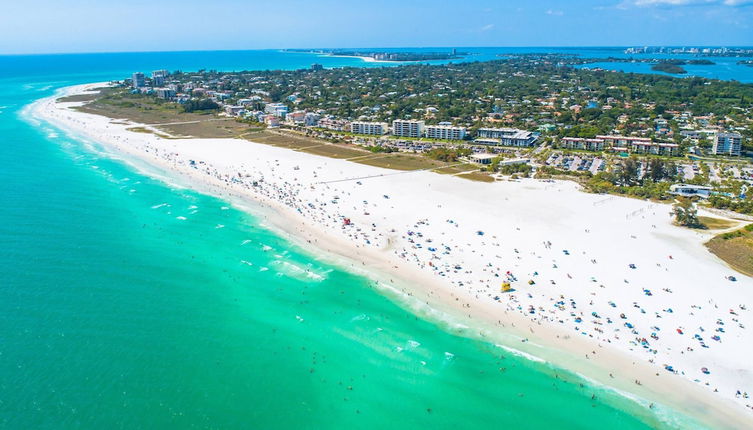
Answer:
[3,45,753,57]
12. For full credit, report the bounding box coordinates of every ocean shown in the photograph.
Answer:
[0,48,728,429]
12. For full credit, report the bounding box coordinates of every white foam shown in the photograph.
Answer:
[494,344,546,363]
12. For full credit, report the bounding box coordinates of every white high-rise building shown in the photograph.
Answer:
[711,132,742,156]
[425,124,467,140]
[152,70,168,86]
[350,121,388,135]
[392,120,425,138]
[131,72,146,88]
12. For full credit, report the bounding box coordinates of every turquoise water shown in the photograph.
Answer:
[0,50,708,429]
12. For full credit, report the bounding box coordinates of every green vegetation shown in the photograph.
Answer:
[671,198,702,228]
[652,62,687,75]
[425,147,472,162]
[697,216,739,231]
[166,57,753,136]
[708,194,753,215]
[706,223,753,276]
[496,162,532,176]
[580,157,678,200]
[183,98,219,113]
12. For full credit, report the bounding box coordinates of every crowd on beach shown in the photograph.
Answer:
[43,88,753,417]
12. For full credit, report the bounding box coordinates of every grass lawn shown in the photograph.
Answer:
[157,120,256,139]
[57,93,102,103]
[68,90,500,184]
[706,224,753,277]
[457,172,496,182]
[353,153,450,171]
[698,216,740,231]
[72,87,216,124]
[433,163,480,175]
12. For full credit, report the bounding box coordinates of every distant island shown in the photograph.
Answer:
[287,49,468,62]
[652,63,687,74]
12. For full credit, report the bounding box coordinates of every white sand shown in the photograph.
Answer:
[31,83,753,429]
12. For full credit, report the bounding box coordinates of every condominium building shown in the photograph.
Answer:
[350,121,389,135]
[629,142,679,156]
[560,137,606,151]
[425,124,467,140]
[560,135,678,156]
[475,128,538,147]
[392,120,425,138]
[152,70,168,86]
[596,135,652,151]
[131,72,146,88]
[710,132,742,156]
[155,88,176,100]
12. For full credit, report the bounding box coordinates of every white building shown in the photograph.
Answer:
[469,153,495,165]
[561,135,678,156]
[425,124,467,140]
[711,132,742,156]
[350,121,389,135]
[318,118,348,131]
[155,88,176,100]
[392,120,425,138]
[669,184,712,198]
[152,69,168,86]
[560,137,606,151]
[264,102,288,118]
[476,128,537,147]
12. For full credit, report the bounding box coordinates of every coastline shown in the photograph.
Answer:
[320,53,391,63]
[28,83,753,429]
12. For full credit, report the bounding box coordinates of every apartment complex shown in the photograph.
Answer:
[475,128,538,147]
[710,132,743,156]
[350,121,389,135]
[392,120,425,138]
[560,137,606,151]
[425,123,467,140]
[559,135,679,156]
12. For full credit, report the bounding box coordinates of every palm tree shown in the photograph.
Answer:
[671,198,701,228]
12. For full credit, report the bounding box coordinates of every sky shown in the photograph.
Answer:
[0,0,751,54]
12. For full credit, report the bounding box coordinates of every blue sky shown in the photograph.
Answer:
[1,0,751,54]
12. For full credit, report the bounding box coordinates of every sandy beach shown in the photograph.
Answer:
[30,83,753,429]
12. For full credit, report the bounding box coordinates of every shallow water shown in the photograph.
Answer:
[0,50,708,429]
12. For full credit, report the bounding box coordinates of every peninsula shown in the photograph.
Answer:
[34,62,753,428]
